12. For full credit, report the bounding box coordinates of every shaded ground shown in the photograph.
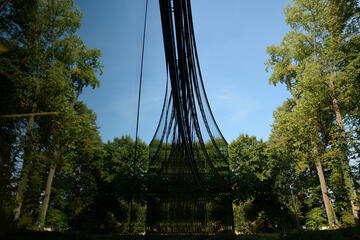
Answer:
[1,227,360,240]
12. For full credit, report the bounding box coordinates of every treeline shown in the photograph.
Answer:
[247,0,360,232]
[1,0,360,235]
[0,0,104,230]
[0,0,148,233]
[229,0,360,233]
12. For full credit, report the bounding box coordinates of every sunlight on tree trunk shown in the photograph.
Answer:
[328,72,359,224]
[38,149,58,227]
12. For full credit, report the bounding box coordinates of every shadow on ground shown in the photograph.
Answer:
[1,227,360,240]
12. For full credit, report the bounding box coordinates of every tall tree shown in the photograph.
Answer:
[266,27,339,229]
[229,134,297,232]
[0,0,44,222]
[0,0,102,225]
[321,0,360,223]
[266,0,360,225]
[34,0,102,227]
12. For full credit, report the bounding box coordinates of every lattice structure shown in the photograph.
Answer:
[146,0,234,235]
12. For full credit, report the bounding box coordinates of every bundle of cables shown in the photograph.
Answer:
[145,0,234,234]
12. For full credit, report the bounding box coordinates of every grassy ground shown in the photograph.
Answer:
[1,227,359,240]
[282,226,360,240]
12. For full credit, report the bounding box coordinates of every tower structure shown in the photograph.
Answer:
[146,0,234,234]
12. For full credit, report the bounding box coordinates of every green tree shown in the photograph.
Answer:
[266,0,360,225]
[69,136,148,233]
[35,0,102,226]
[0,0,102,227]
[229,134,296,232]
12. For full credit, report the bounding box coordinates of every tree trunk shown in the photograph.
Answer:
[328,72,359,224]
[38,149,58,227]
[13,71,40,223]
[315,159,339,227]
[287,77,339,226]
[36,7,61,227]
[312,136,339,227]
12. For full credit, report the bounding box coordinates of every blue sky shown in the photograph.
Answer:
[76,0,291,144]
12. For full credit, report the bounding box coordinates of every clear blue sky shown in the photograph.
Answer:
[76,0,291,144]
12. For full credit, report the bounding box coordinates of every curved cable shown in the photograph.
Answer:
[133,0,149,174]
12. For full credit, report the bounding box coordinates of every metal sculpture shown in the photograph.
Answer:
[146,0,234,234]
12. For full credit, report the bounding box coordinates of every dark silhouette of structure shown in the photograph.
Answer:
[146,0,234,234]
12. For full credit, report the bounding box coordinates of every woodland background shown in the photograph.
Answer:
[0,0,360,235]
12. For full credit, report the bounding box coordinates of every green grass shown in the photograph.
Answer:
[1,227,359,240]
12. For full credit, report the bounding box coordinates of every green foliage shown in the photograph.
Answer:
[0,0,103,230]
[233,202,255,234]
[229,134,272,200]
[66,135,148,233]
[17,213,34,229]
[305,207,327,230]
[47,209,68,231]
[1,0,360,235]
[229,134,298,233]
[340,210,356,227]
[266,0,360,229]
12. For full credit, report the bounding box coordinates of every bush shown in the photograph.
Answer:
[17,213,33,229]
[305,207,327,230]
[47,208,68,231]
[233,202,254,234]
[340,210,355,227]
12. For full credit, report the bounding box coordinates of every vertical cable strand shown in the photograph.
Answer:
[134,0,149,174]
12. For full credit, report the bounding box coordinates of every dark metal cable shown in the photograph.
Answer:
[147,0,234,233]
[133,0,149,174]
